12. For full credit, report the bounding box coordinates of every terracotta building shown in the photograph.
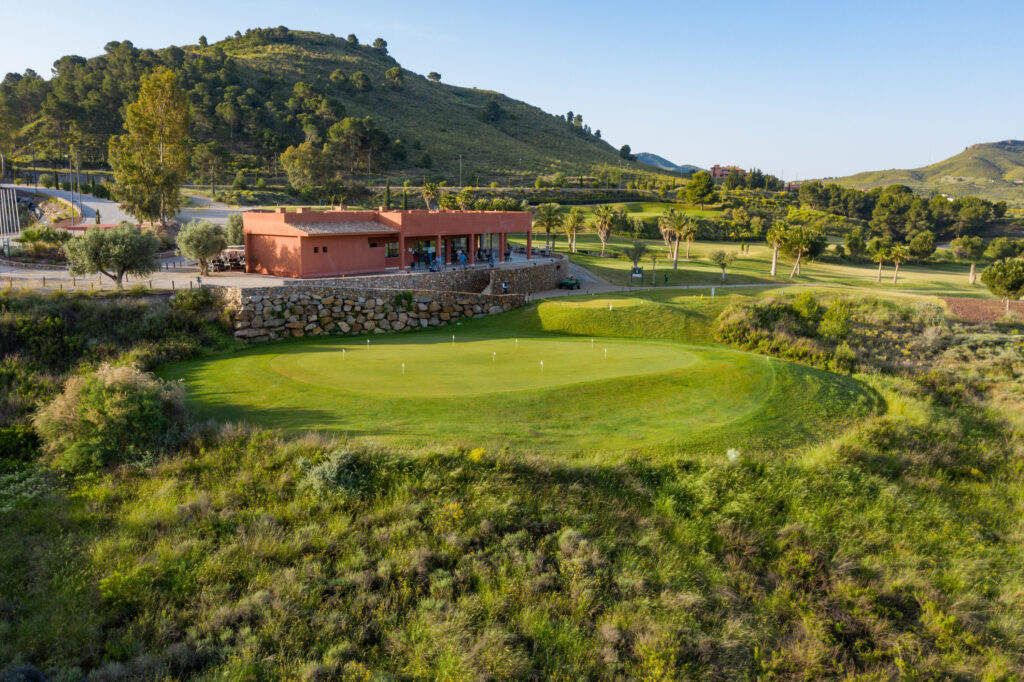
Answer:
[243,207,533,278]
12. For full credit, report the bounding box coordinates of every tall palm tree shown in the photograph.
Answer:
[420,182,439,210]
[783,224,813,278]
[592,205,615,257]
[658,208,687,269]
[868,237,892,283]
[766,221,788,277]
[679,215,698,260]
[563,206,585,253]
[533,203,562,251]
[889,243,910,284]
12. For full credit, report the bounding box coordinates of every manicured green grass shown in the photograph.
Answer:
[527,231,987,297]
[161,298,877,458]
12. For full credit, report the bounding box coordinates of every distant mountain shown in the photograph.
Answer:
[635,152,702,174]
[830,140,1024,207]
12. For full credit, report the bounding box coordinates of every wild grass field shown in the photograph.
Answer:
[1,284,1023,680]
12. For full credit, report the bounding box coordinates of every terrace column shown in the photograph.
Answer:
[436,234,443,265]
[499,233,506,262]
[399,233,407,270]
[526,231,532,260]
[468,234,476,264]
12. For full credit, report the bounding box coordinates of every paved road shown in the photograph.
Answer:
[2,183,135,225]
[1,185,242,227]
[179,193,240,225]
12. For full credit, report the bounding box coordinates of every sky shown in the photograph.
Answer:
[2,0,1021,179]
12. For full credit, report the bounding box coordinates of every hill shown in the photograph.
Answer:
[831,140,1024,206]
[0,28,639,182]
[634,151,701,174]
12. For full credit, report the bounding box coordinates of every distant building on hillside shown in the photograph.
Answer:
[709,164,744,180]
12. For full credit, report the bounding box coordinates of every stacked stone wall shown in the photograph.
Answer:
[289,268,490,294]
[488,255,567,294]
[219,284,526,342]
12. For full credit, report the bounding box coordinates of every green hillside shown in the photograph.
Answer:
[832,140,1024,206]
[0,27,650,181]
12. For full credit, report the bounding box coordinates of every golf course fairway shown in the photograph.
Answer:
[162,330,878,457]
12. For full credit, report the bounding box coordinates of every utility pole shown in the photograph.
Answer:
[459,154,462,186]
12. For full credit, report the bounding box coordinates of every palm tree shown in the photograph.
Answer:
[889,243,910,284]
[533,203,562,251]
[563,206,584,253]
[592,205,615,257]
[421,182,440,210]
[783,224,813,278]
[679,215,698,260]
[868,237,892,283]
[658,208,687,269]
[765,221,788,277]
[621,240,648,268]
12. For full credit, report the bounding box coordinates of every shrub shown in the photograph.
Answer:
[299,450,374,498]
[819,300,851,340]
[33,364,188,473]
[0,424,40,468]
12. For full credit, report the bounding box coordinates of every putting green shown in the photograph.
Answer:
[162,330,878,457]
[267,337,698,396]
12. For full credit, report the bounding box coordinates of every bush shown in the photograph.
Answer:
[0,424,40,469]
[39,174,54,188]
[33,364,188,473]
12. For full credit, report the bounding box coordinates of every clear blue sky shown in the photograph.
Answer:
[2,0,1021,179]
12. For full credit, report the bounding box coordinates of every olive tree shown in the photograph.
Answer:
[708,250,736,282]
[176,220,227,276]
[64,223,161,289]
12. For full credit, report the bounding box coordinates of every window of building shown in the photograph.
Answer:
[322,246,328,253]
[385,242,399,258]
[313,246,319,253]
[368,241,379,248]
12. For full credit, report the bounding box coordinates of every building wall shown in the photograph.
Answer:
[301,234,395,278]
[247,234,302,277]
[243,208,533,278]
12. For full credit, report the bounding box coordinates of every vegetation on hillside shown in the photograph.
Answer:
[830,139,1024,207]
[0,27,641,186]
[1,288,1022,679]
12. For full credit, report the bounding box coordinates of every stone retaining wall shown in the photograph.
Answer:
[219,284,527,342]
[0,257,67,271]
[288,267,491,294]
[488,255,567,294]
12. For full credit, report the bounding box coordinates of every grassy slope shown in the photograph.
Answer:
[160,294,876,459]
[3,289,1023,679]
[201,31,630,176]
[831,139,1024,206]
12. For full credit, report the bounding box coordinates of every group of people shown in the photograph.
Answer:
[410,247,508,271]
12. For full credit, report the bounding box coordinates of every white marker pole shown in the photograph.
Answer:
[591,338,594,348]
[402,362,405,376]
[711,287,715,297]
[367,339,370,348]
[604,348,607,360]
[515,338,518,349]
[342,349,346,360]
[452,334,455,345]
[540,360,544,373]
[492,351,496,363]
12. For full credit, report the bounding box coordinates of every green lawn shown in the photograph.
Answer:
[160,296,877,459]
[521,231,987,297]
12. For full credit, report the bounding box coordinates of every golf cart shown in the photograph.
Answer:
[558,275,581,289]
